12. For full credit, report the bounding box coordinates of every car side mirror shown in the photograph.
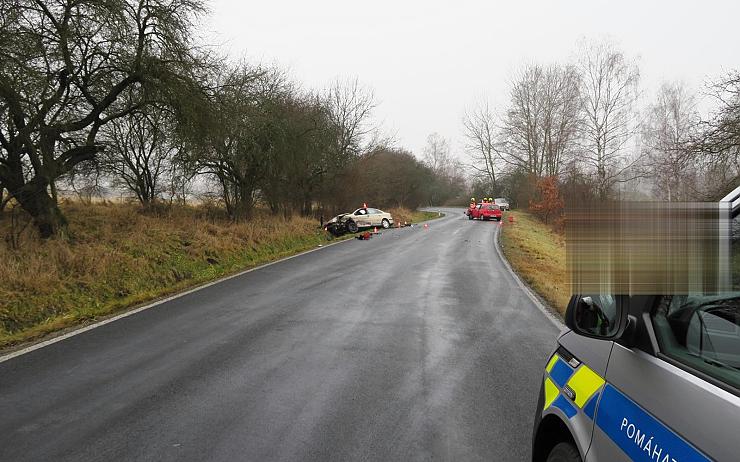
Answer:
[565,294,628,340]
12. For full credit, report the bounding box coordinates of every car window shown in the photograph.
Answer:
[356,209,367,215]
[650,208,740,390]
[733,209,740,289]
[367,208,379,214]
[652,295,740,389]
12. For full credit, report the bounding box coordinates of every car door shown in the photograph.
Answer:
[586,294,740,462]
[554,330,614,458]
[367,208,381,226]
[550,295,622,459]
[586,198,740,462]
[354,208,371,227]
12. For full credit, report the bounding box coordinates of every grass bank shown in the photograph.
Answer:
[0,203,435,350]
[499,210,569,315]
[393,208,443,225]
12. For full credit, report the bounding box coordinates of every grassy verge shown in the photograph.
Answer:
[392,208,443,225]
[499,210,569,315]
[0,203,438,350]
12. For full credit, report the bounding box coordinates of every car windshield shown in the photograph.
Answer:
[495,198,507,203]
[484,205,499,210]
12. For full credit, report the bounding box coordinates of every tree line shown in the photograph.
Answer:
[0,0,463,239]
[463,39,740,212]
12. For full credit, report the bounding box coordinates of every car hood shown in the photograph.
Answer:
[326,213,350,224]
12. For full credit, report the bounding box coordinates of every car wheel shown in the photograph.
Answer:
[346,220,359,234]
[468,214,473,220]
[546,442,581,462]
[381,218,390,229]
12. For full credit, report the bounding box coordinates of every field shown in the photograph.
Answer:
[0,202,439,350]
[499,210,569,315]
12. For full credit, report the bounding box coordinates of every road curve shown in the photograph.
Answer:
[0,208,560,461]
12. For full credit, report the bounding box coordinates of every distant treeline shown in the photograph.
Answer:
[462,39,740,218]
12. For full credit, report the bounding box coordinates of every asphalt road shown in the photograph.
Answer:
[0,208,561,462]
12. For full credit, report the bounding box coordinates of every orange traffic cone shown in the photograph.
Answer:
[423,223,429,230]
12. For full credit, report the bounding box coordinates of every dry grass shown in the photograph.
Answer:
[0,201,335,349]
[388,208,442,226]
[500,210,569,315]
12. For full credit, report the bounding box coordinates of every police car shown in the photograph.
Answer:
[531,188,740,462]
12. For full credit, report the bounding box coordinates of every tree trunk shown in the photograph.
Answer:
[597,165,608,201]
[302,198,312,217]
[232,184,254,221]
[14,181,68,238]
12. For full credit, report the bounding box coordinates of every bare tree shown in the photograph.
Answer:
[66,165,105,204]
[180,64,290,220]
[324,77,376,164]
[576,39,641,199]
[499,63,581,177]
[642,82,699,201]
[102,108,176,206]
[0,0,205,237]
[166,158,197,206]
[260,90,338,217]
[422,133,465,205]
[500,64,547,175]
[463,101,501,191]
[693,71,740,198]
[542,64,582,176]
[318,77,376,213]
[423,133,454,176]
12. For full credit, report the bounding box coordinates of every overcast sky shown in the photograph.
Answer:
[202,0,740,159]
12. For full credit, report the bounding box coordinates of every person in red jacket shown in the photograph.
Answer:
[466,198,477,217]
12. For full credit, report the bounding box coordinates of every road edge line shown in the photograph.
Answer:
[0,237,353,364]
[494,225,565,330]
